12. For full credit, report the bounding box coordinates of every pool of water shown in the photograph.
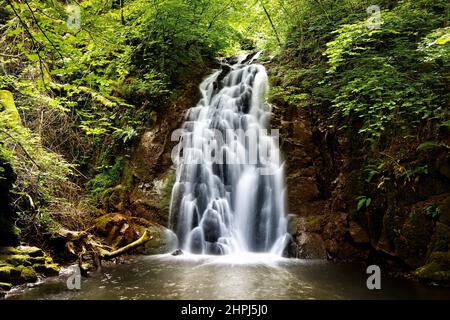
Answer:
[6,254,450,300]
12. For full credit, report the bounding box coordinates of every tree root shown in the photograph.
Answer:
[58,228,152,273]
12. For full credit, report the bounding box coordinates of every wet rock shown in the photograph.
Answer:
[205,242,225,255]
[171,249,184,256]
[138,225,178,255]
[287,214,301,236]
[202,209,221,242]
[283,235,299,258]
[188,228,204,254]
[297,233,326,259]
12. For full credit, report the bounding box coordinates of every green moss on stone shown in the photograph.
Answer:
[395,208,434,268]
[0,254,32,267]
[19,266,37,282]
[0,282,12,291]
[33,263,60,277]
[160,171,176,216]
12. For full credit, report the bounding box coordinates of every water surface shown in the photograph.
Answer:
[7,254,450,300]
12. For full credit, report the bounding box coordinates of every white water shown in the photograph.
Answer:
[169,54,288,255]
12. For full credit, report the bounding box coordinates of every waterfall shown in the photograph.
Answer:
[169,53,288,255]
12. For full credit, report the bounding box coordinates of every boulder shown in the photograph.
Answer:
[138,225,178,255]
[171,249,184,256]
[416,251,450,282]
[297,233,327,259]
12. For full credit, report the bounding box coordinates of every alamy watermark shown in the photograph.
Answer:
[366,265,381,290]
[171,128,281,176]
[66,265,81,290]
[66,5,81,31]
[366,5,383,30]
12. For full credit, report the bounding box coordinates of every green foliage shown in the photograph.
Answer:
[323,3,449,144]
[87,157,124,201]
[356,196,372,211]
[417,141,449,152]
[425,204,441,220]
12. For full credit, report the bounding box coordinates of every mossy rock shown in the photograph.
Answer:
[0,282,12,291]
[0,254,32,267]
[18,266,38,283]
[0,246,44,257]
[138,225,177,255]
[94,213,127,237]
[0,265,19,281]
[100,185,129,212]
[416,251,450,282]
[0,246,59,286]
[395,207,434,268]
[33,263,60,277]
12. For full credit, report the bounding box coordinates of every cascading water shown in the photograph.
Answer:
[169,53,289,255]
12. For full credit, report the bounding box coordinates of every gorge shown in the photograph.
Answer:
[1,0,450,300]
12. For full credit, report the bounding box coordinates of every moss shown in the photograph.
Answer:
[0,254,32,267]
[304,215,324,227]
[94,213,124,235]
[121,162,134,189]
[0,265,21,284]
[395,208,434,268]
[0,265,15,279]
[16,246,44,257]
[100,184,128,212]
[33,263,60,277]
[140,224,173,255]
[0,246,44,257]
[0,282,12,291]
[0,90,21,123]
[88,157,124,201]
[416,251,450,282]
[18,266,37,283]
[160,170,176,215]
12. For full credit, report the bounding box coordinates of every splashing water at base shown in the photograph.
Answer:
[169,53,289,255]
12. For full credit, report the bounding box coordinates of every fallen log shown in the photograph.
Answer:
[97,230,152,260]
[56,227,152,271]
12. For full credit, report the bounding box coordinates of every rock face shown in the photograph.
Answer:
[269,63,450,283]
[0,246,60,296]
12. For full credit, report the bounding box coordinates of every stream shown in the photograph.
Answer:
[7,254,450,300]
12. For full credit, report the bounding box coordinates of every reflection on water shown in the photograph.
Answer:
[6,254,450,300]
